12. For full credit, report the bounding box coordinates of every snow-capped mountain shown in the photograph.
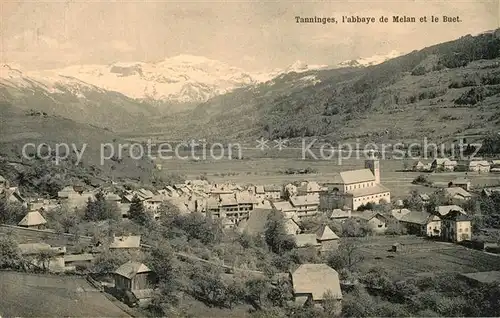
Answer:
[338,50,403,68]
[0,51,402,110]
[14,55,327,104]
[252,60,329,83]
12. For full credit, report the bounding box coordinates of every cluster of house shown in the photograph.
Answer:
[413,158,500,173]
[391,204,472,242]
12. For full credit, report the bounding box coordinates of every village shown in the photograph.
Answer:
[1,150,500,317]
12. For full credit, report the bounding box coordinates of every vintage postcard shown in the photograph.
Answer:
[0,0,499,317]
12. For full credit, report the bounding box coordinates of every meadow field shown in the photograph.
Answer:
[0,271,129,317]
[158,150,500,199]
[346,236,500,279]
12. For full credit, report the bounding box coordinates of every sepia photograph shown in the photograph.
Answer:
[0,0,500,317]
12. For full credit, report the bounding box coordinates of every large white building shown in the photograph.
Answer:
[327,153,391,210]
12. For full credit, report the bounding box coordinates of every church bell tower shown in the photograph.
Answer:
[365,150,380,184]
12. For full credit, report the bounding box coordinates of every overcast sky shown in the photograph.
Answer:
[1,0,498,71]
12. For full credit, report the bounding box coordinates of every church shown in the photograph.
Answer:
[326,152,391,210]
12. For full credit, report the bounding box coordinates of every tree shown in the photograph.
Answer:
[327,239,364,272]
[246,277,271,307]
[128,195,150,226]
[36,249,57,272]
[322,290,342,317]
[361,266,393,292]
[85,191,120,221]
[0,199,26,225]
[265,210,296,255]
[403,190,424,211]
[267,277,292,307]
[0,235,21,269]
[92,250,130,274]
[191,264,227,306]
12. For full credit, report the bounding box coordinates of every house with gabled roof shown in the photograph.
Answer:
[449,177,471,191]
[469,160,491,172]
[114,261,157,307]
[350,211,387,234]
[435,205,466,217]
[443,187,472,202]
[441,210,472,242]
[18,211,47,229]
[398,210,441,237]
[412,161,425,171]
[290,263,342,313]
[315,224,340,252]
[431,158,457,171]
[329,208,352,220]
[294,234,321,249]
[391,208,412,221]
[264,185,282,200]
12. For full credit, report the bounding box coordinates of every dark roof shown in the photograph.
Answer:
[442,210,472,221]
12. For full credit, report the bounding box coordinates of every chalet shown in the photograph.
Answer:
[441,210,472,242]
[398,210,441,237]
[315,224,340,253]
[18,243,66,272]
[18,211,47,229]
[443,187,472,202]
[290,264,342,313]
[264,185,282,200]
[431,158,457,171]
[449,177,472,191]
[351,211,387,234]
[290,195,319,219]
[412,161,425,171]
[435,205,466,217]
[114,261,157,307]
[469,160,491,172]
[109,235,141,250]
